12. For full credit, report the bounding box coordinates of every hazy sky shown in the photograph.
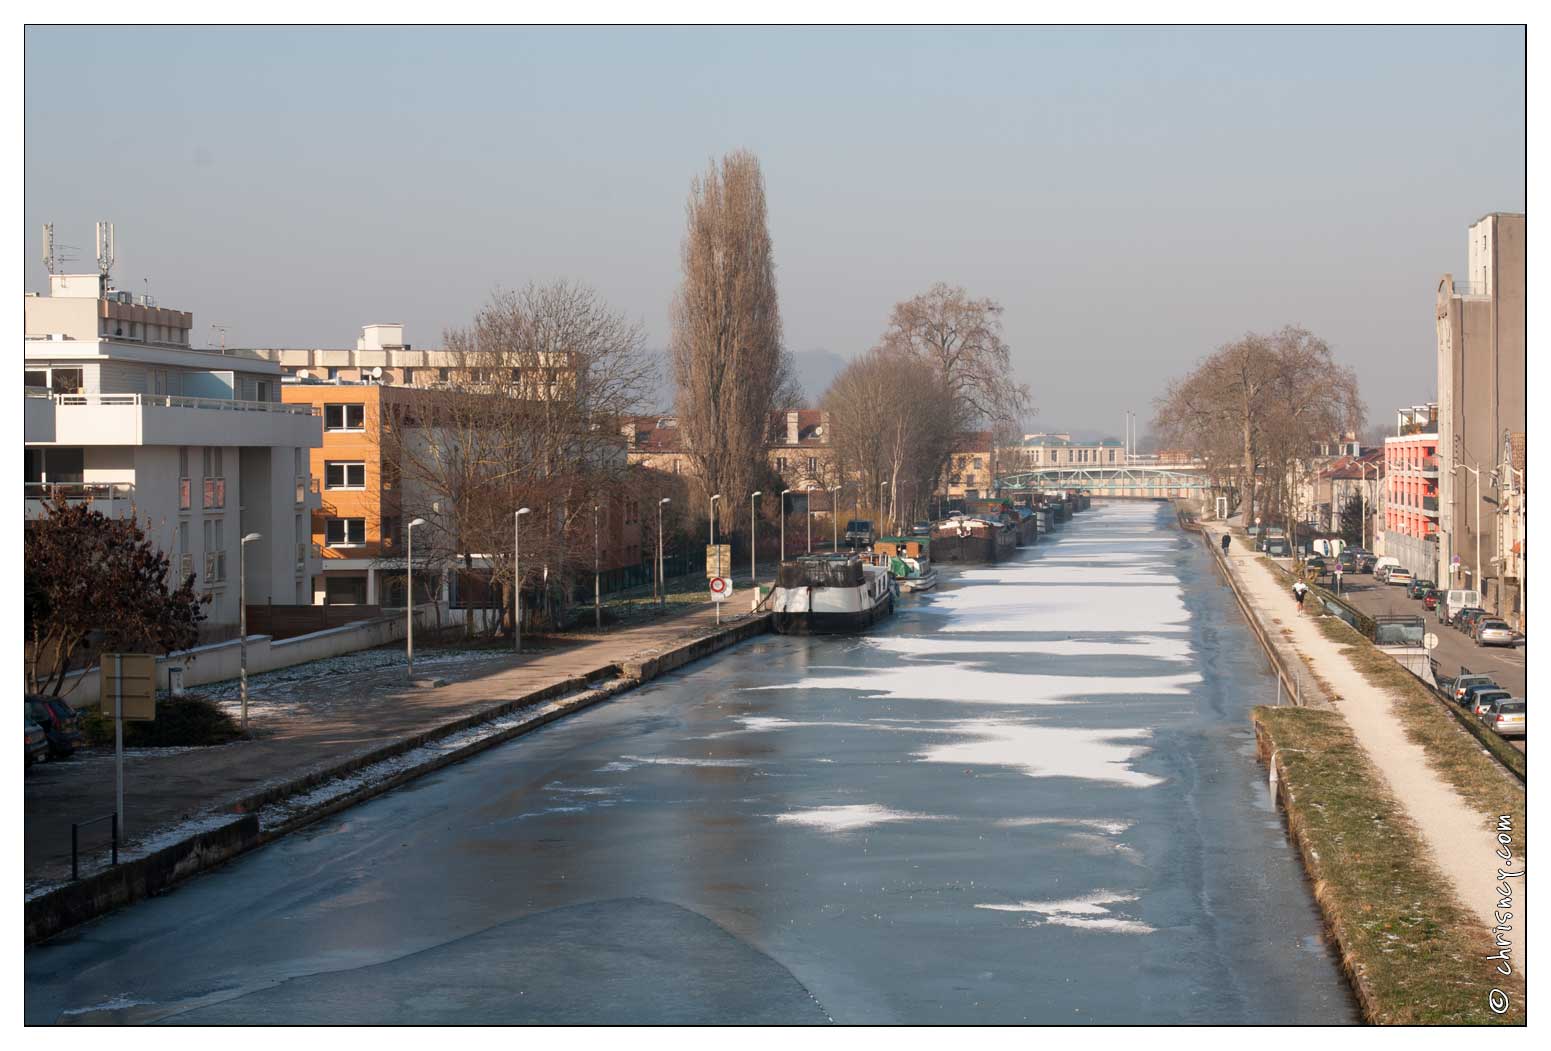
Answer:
[24,26,1524,435]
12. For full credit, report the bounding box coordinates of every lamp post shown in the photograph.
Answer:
[239,532,262,734]
[805,485,816,553]
[1455,463,1481,593]
[710,493,723,625]
[829,485,841,551]
[593,502,601,630]
[750,491,762,585]
[656,498,670,609]
[513,507,530,653]
[405,518,426,677]
[1360,460,1380,551]
[880,480,892,535]
[780,488,793,561]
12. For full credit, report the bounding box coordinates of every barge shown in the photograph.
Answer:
[770,554,896,635]
[873,536,938,591]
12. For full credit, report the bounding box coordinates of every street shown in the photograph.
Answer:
[25,503,1355,1024]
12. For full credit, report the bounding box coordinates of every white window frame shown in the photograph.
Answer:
[325,517,366,547]
[323,403,366,432]
[324,461,367,490]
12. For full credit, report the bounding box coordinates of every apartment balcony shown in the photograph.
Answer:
[25,392,321,449]
[1419,456,1439,478]
[1422,495,1439,517]
[294,475,323,511]
[24,482,137,520]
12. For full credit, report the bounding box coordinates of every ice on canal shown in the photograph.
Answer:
[25,501,1355,1025]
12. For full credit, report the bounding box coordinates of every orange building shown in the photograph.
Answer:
[283,381,645,610]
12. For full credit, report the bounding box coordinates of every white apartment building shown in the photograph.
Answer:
[24,272,323,634]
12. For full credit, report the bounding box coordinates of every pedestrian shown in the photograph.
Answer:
[1333,567,1343,595]
[1221,534,1231,555]
[1293,580,1308,610]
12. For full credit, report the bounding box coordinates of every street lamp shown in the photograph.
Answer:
[656,498,670,609]
[405,518,426,677]
[512,508,530,653]
[238,532,262,734]
[805,485,816,553]
[829,485,842,551]
[710,494,724,625]
[1455,463,1482,594]
[593,502,602,630]
[780,488,794,561]
[880,480,892,535]
[750,491,762,585]
[1360,460,1381,551]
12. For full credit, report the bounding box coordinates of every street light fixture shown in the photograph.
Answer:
[780,488,794,561]
[656,498,670,609]
[239,532,262,734]
[513,508,530,653]
[405,518,427,677]
[829,485,842,551]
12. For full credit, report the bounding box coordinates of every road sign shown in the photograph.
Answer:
[100,653,157,721]
[709,576,731,602]
[705,544,731,578]
[1424,633,1440,651]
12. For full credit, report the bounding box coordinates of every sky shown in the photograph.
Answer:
[23,26,1525,437]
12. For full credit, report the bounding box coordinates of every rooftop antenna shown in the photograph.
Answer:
[210,323,228,352]
[42,223,56,274]
[96,221,116,280]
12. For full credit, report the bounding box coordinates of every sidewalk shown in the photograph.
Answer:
[1207,525,1510,934]
[25,598,762,889]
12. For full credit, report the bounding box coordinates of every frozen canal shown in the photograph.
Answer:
[25,501,1355,1024]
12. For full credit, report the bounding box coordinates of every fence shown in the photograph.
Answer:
[245,604,384,640]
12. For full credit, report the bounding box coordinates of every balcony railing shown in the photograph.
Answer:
[24,482,137,514]
[1422,495,1439,512]
[51,392,317,416]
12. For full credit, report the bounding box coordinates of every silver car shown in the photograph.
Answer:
[1484,700,1525,738]
[1475,619,1517,647]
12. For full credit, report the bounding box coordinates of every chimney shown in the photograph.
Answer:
[787,410,800,445]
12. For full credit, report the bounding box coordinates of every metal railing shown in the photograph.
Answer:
[51,392,316,416]
[24,482,137,516]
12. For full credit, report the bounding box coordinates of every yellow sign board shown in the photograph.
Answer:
[100,653,157,721]
[705,544,732,578]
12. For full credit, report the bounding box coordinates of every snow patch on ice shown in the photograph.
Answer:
[60,993,157,1015]
[866,635,1192,662]
[976,890,1154,933]
[914,719,1163,786]
[995,817,1134,835]
[774,804,939,832]
[746,664,1198,703]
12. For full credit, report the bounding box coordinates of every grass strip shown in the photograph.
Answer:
[1314,615,1527,809]
[1253,707,1526,1024]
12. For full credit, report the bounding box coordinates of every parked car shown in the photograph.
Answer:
[1485,700,1525,738]
[1448,673,1497,704]
[1422,589,1441,611]
[1475,619,1517,648]
[1461,682,1507,714]
[1337,552,1358,573]
[1407,578,1436,599]
[1477,693,1521,723]
[24,694,84,759]
[909,521,932,537]
[1355,553,1377,573]
[843,520,876,549]
[1304,556,1327,575]
[1441,589,1482,624]
[1373,555,1400,580]
[1454,607,1488,634]
[1387,567,1414,587]
[25,717,48,766]
[1467,689,1513,720]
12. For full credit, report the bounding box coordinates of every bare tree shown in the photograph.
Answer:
[670,150,797,539]
[876,283,1031,440]
[1154,325,1365,525]
[378,281,656,635]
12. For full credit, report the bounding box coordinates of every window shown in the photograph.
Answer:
[326,367,340,381]
[324,403,365,431]
[324,517,366,547]
[24,369,46,388]
[438,367,450,382]
[256,380,270,403]
[324,576,368,605]
[324,461,367,489]
[202,519,226,583]
[50,368,84,395]
[807,456,817,474]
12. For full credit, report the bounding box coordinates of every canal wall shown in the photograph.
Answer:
[26,612,774,945]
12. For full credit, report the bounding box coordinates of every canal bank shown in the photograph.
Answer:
[1201,520,1526,1024]
[26,501,1356,1024]
[26,607,772,944]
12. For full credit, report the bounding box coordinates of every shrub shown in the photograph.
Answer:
[81,695,241,748]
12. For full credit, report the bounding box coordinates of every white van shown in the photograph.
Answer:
[1373,555,1400,581]
[1442,589,1482,624]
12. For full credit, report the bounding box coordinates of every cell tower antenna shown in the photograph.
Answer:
[43,223,56,274]
[96,220,115,279]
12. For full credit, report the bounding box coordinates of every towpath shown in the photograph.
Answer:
[25,599,759,888]
[1208,525,1512,935]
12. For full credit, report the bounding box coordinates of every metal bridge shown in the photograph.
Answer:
[995,463,1214,499]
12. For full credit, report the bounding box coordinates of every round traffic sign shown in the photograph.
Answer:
[709,576,730,600]
[1423,633,1439,651]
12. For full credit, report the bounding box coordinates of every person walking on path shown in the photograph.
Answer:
[1220,534,1231,555]
[1292,579,1308,611]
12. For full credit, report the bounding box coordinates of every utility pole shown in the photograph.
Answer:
[593,502,601,630]
[656,498,670,609]
[750,491,761,586]
[513,508,530,652]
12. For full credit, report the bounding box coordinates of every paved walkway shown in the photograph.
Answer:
[1210,526,1509,935]
[25,600,761,887]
